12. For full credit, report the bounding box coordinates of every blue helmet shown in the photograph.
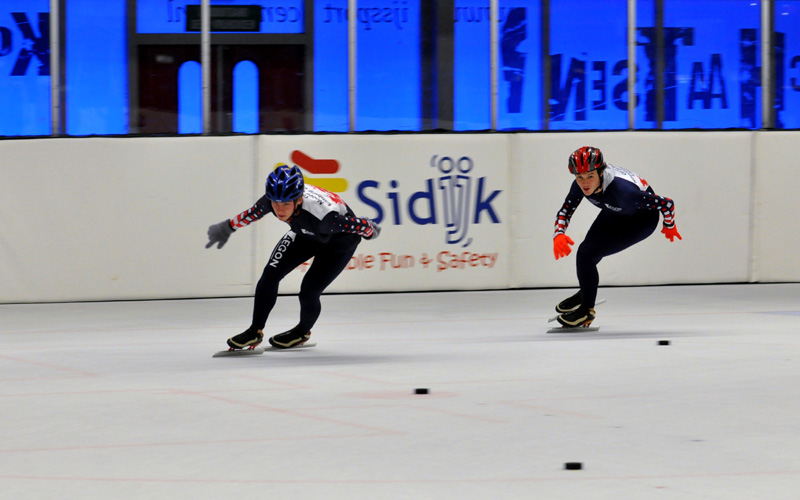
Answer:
[265,164,304,202]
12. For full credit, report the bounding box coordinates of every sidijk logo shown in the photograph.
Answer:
[358,155,502,248]
[290,150,348,193]
[290,150,502,248]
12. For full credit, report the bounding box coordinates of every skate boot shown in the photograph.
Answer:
[226,326,264,350]
[557,306,596,328]
[556,290,583,313]
[269,327,311,349]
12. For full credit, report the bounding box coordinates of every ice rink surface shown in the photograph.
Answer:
[1,283,799,500]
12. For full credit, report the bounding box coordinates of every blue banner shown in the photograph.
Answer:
[65,0,128,136]
[0,1,51,136]
[776,0,800,129]
[453,1,543,131]
[313,0,420,132]
[660,0,761,129]
[550,0,628,130]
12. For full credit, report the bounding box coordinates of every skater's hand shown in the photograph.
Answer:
[553,234,574,260]
[206,220,234,249]
[364,219,381,240]
[661,225,682,242]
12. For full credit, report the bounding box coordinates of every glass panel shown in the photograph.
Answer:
[205,44,305,133]
[208,1,306,133]
[549,0,628,130]
[635,0,656,129]
[454,1,543,131]
[233,60,259,133]
[776,0,800,129]
[454,0,491,130]
[0,0,51,136]
[137,45,200,134]
[661,0,761,129]
[137,0,304,34]
[312,0,431,132]
[133,0,305,134]
[313,1,349,131]
[8,0,787,137]
[65,0,128,136]
[497,0,542,131]
[356,0,421,131]
[133,1,200,134]
[178,61,202,133]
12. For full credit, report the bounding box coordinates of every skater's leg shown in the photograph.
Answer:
[268,235,359,349]
[251,232,314,329]
[576,211,659,308]
[575,244,601,309]
[295,234,360,332]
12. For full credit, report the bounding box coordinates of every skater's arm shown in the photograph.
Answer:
[552,184,582,260]
[319,213,381,239]
[206,196,273,249]
[634,191,675,226]
[553,183,582,237]
[230,195,273,230]
[635,191,681,241]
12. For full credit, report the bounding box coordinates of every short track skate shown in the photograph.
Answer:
[212,342,317,358]
[546,299,604,333]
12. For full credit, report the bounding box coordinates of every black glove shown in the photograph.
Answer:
[206,220,234,249]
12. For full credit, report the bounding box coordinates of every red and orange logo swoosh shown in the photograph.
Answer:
[291,150,348,193]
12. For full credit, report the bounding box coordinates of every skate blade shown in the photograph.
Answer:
[213,347,265,358]
[546,326,600,334]
[213,342,317,357]
[263,342,317,351]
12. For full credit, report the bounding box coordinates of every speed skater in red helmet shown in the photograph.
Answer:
[553,146,681,328]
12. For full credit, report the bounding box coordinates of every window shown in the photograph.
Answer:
[638,0,762,129]
[1,0,796,137]
[550,0,628,130]
[776,0,800,129]
[0,0,51,136]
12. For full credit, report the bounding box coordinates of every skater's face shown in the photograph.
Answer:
[575,171,601,195]
[272,198,301,221]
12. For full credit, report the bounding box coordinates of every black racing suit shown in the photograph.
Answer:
[554,164,677,309]
[228,185,375,333]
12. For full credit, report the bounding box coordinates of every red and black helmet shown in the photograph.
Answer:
[568,146,606,174]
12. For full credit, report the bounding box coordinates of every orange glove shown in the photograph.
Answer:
[661,225,682,242]
[553,234,574,260]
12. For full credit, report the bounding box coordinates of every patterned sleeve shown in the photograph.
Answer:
[320,213,376,238]
[553,183,583,237]
[637,192,676,228]
[230,196,272,230]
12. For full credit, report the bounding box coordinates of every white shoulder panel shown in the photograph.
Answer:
[301,185,348,220]
[604,164,648,191]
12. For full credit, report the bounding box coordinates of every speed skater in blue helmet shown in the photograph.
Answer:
[206,157,383,352]
[265,164,305,203]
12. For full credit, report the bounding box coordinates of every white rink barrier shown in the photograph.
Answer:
[1,131,797,303]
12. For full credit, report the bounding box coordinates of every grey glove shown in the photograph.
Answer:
[366,219,381,240]
[206,220,234,249]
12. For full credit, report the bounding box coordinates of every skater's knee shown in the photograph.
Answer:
[298,287,322,305]
[576,245,601,266]
[257,268,283,287]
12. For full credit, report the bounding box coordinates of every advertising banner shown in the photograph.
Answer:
[257,134,511,293]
